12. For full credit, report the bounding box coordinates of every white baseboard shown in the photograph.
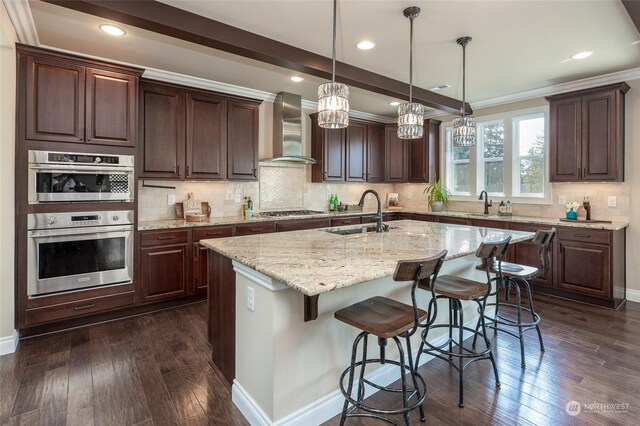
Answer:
[626,289,640,303]
[0,330,19,356]
[232,312,488,426]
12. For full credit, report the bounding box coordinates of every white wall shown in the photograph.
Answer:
[0,2,18,353]
[624,79,639,294]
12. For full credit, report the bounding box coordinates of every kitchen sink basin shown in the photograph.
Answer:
[324,224,390,235]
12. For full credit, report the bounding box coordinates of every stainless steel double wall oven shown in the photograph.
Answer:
[27,150,135,296]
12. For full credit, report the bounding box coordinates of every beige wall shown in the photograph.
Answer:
[0,3,17,343]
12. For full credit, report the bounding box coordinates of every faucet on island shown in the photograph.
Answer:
[478,190,493,215]
[358,189,386,233]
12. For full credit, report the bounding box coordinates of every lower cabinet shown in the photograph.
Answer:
[193,226,235,294]
[276,218,331,232]
[331,216,362,227]
[139,230,190,303]
[507,222,554,288]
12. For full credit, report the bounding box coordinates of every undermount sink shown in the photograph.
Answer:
[324,224,391,235]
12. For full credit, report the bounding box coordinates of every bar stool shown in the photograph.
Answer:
[335,250,448,425]
[474,228,556,368]
[416,238,510,408]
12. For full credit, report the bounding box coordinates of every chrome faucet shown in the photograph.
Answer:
[479,190,493,215]
[358,189,386,233]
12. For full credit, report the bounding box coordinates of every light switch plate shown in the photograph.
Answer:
[167,194,176,205]
[608,196,617,207]
[558,195,566,205]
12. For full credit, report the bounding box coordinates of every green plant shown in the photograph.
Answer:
[423,179,451,206]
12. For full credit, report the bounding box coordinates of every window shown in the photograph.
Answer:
[444,107,548,202]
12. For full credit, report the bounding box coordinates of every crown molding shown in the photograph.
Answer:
[2,0,39,45]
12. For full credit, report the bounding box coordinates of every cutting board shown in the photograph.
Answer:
[176,201,211,219]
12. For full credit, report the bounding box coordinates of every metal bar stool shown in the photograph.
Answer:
[473,228,556,368]
[334,250,448,425]
[416,238,510,408]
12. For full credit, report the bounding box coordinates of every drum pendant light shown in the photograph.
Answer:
[452,36,476,147]
[397,6,424,140]
[318,0,349,129]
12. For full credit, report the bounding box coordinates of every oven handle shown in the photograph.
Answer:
[29,164,134,173]
[28,225,133,238]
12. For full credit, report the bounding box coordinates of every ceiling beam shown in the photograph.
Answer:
[622,0,640,36]
[42,0,471,115]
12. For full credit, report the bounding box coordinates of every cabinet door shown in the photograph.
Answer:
[385,125,408,182]
[323,128,346,181]
[25,56,85,143]
[139,83,185,179]
[346,122,366,182]
[408,120,440,183]
[366,124,385,182]
[186,93,226,179]
[227,100,259,180]
[193,243,209,294]
[86,68,137,147]
[140,243,189,302]
[556,240,611,299]
[581,91,617,181]
[549,96,581,182]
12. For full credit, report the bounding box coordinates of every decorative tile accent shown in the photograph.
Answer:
[259,165,304,210]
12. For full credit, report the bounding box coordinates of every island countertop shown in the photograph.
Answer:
[201,220,534,297]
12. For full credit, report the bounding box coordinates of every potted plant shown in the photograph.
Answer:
[423,179,451,212]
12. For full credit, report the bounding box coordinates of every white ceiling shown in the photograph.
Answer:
[26,0,640,117]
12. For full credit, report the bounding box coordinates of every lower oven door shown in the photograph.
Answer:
[27,225,133,296]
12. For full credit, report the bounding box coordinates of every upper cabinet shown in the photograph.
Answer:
[384,125,408,183]
[310,116,399,183]
[20,46,141,147]
[408,119,441,183]
[547,82,629,182]
[139,80,260,181]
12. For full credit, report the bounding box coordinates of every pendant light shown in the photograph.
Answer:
[318,0,349,129]
[452,36,476,147]
[397,6,424,140]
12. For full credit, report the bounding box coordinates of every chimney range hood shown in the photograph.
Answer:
[262,92,316,164]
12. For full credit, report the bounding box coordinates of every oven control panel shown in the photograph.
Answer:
[28,210,134,230]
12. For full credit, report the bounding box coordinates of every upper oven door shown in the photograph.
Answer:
[28,164,134,203]
[27,225,133,296]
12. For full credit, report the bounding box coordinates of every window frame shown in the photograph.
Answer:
[442,106,551,205]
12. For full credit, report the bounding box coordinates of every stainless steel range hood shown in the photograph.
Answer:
[262,92,316,164]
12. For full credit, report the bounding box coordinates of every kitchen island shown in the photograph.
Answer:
[201,220,534,425]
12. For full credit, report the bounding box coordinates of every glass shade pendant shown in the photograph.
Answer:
[318,0,349,129]
[397,7,423,140]
[452,36,476,147]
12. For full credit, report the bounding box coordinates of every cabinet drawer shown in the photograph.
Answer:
[411,214,436,222]
[437,216,471,225]
[557,228,610,245]
[331,217,361,226]
[193,226,234,241]
[276,218,331,232]
[236,222,276,236]
[140,230,189,247]
[360,214,379,224]
[25,290,135,326]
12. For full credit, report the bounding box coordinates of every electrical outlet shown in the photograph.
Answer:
[558,195,566,205]
[167,194,176,205]
[608,196,617,207]
[247,287,255,312]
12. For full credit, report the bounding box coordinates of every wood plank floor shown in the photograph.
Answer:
[2,295,640,425]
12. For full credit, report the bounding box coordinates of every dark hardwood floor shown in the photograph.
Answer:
[2,295,640,425]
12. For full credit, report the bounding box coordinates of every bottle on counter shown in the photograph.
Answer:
[242,196,248,217]
[245,196,253,218]
[329,194,336,211]
[499,200,506,213]
[506,200,512,213]
[583,197,591,221]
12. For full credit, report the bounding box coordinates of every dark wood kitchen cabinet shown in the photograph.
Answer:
[192,226,235,294]
[139,230,190,303]
[139,80,260,180]
[345,121,385,182]
[20,46,140,147]
[227,100,260,180]
[385,125,408,182]
[507,222,554,288]
[408,119,441,183]
[547,82,629,182]
[310,114,346,182]
[366,124,386,182]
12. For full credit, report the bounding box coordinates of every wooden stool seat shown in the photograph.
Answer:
[419,275,487,300]
[490,261,538,279]
[335,296,427,339]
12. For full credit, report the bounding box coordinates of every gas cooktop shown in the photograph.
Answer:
[259,210,326,217]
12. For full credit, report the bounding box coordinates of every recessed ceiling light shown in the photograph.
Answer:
[357,40,375,50]
[289,76,304,83]
[428,84,451,92]
[389,101,400,107]
[99,24,126,36]
[570,51,593,60]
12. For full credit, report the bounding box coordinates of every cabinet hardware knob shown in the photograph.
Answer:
[74,304,95,311]
[206,232,223,236]
[187,165,191,176]
[575,234,591,238]
[157,236,176,240]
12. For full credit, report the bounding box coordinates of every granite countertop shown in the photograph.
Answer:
[200,220,535,297]
[138,208,628,231]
